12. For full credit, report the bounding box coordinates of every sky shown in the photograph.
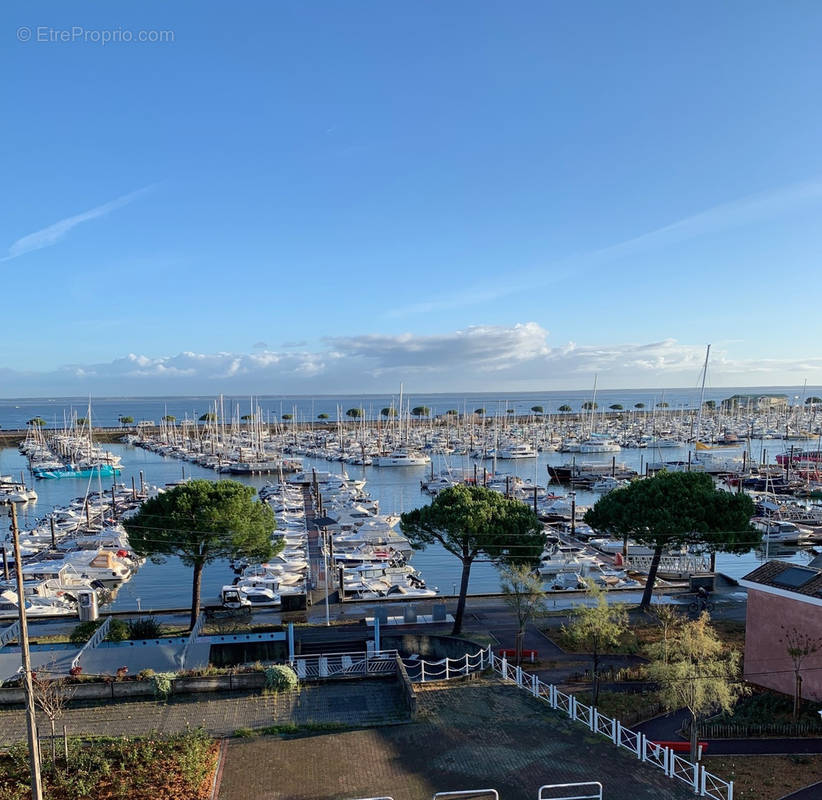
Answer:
[2,1,822,396]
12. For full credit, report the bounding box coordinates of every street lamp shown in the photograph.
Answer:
[8,502,43,800]
[570,491,577,538]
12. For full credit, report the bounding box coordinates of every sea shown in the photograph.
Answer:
[1,386,820,429]
[1,389,820,612]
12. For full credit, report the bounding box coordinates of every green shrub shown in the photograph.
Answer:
[264,665,298,693]
[69,620,102,645]
[127,617,163,640]
[234,727,255,738]
[106,619,129,642]
[151,672,176,700]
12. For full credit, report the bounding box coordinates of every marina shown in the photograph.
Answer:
[1,388,821,616]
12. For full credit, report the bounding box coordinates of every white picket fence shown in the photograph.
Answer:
[489,649,733,800]
[403,648,489,682]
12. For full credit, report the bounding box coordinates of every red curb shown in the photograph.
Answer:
[210,737,229,800]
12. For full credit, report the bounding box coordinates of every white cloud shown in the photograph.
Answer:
[1,186,153,262]
[2,324,821,395]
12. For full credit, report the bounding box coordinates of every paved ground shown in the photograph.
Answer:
[779,780,822,800]
[0,679,408,746]
[218,680,697,800]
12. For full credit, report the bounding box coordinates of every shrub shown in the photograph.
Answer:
[127,617,163,640]
[264,665,298,693]
[69,620,102,645]
[106,619,129,642]
[151,672,176,700]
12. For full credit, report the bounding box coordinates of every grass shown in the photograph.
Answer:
[0,729,218,800]
[233,721,352,739]
[703,755,822,800]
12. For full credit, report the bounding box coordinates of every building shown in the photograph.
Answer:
[720,394,789,413]
[739,560,822,701]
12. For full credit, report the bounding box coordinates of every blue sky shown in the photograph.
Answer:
[2,1,822,395]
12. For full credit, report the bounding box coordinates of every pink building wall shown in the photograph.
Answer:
[744,589,822,701]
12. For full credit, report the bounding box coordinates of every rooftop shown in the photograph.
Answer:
[741,560,822,600]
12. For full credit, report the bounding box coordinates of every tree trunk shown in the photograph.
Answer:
[794,672,801,722]
[190,560,204,631]
[689,710,699,764]
[515,628,524,666]
[639,543,664,610]
[50,718,56,766]
[451,558,473,635]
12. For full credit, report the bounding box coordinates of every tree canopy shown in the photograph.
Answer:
[500,563,547,664]
[380,407,397,417]
[634,403,645,409]
[581,401,598,410]
[646,613,743,762]
[27,417,46,426]
[445,409,458,416]
[474,408,485,415]
[563,580,628,705]
[530,406,544,414]
[584,471,756,608]
[317,413,330,420]
[558,405,572,413]
[345,407,363,419]
[609,404,623,411]
[123,480,277,628]
[656,401,669,408]
[400,485,543,634]
[411,406,430,417]
[118,416,134,426]
[806,396,822,405]
[281,413,293,420]
[162,415,176,423]
[199,412,217,422]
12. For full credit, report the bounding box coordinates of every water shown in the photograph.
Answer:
[3,433,818,610]
[1,385,819,428]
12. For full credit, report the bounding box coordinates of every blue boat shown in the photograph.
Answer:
[32,464,121,480]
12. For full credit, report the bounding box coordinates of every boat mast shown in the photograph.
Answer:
[695,344,711,447]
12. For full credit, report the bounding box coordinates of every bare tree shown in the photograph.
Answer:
[500,564,547,665]
[780,625,822,721]
[652,603,684,665]
[31,666,74,767]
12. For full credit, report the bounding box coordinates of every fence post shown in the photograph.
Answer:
[638,732,644,760]
[501,654,507,678]
[692,761,699,794]
[516,666,522,687]
[592,707,598,733]
[465,652,470,675]
[487,643,493,668]
[551,684,557,710]
[532,674,538,697]
[420,660,426,683]
[615,719,621,746]
[663,746,670,777]
[700,766,706,796]
[728,780,733,800]
[570,694,576,720]
[445,659,450,680]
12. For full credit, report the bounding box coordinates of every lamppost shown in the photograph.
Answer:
[8,502,43,800]
[570,491,577,538]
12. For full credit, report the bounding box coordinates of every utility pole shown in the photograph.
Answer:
[10,502,44,800]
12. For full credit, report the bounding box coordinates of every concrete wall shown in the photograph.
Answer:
[382,633,481,660]
[744,588,822,701]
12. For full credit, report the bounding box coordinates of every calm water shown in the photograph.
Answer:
[1,386,820,428]
[2,435,818,611]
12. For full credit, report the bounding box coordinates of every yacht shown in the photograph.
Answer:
[375,448,431,467]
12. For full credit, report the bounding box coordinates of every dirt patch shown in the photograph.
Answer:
[703,755,822,800]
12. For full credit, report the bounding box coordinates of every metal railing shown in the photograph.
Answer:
[71,616,111,670]
[490,650,733,800]
[538,783,603,800]
[433,791,499,800]
[0,621,20,649]
[179,612,206,670]
[290,649,399,680]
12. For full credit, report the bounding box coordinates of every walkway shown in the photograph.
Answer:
[217,680,696,800]
[636,711,822,755]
